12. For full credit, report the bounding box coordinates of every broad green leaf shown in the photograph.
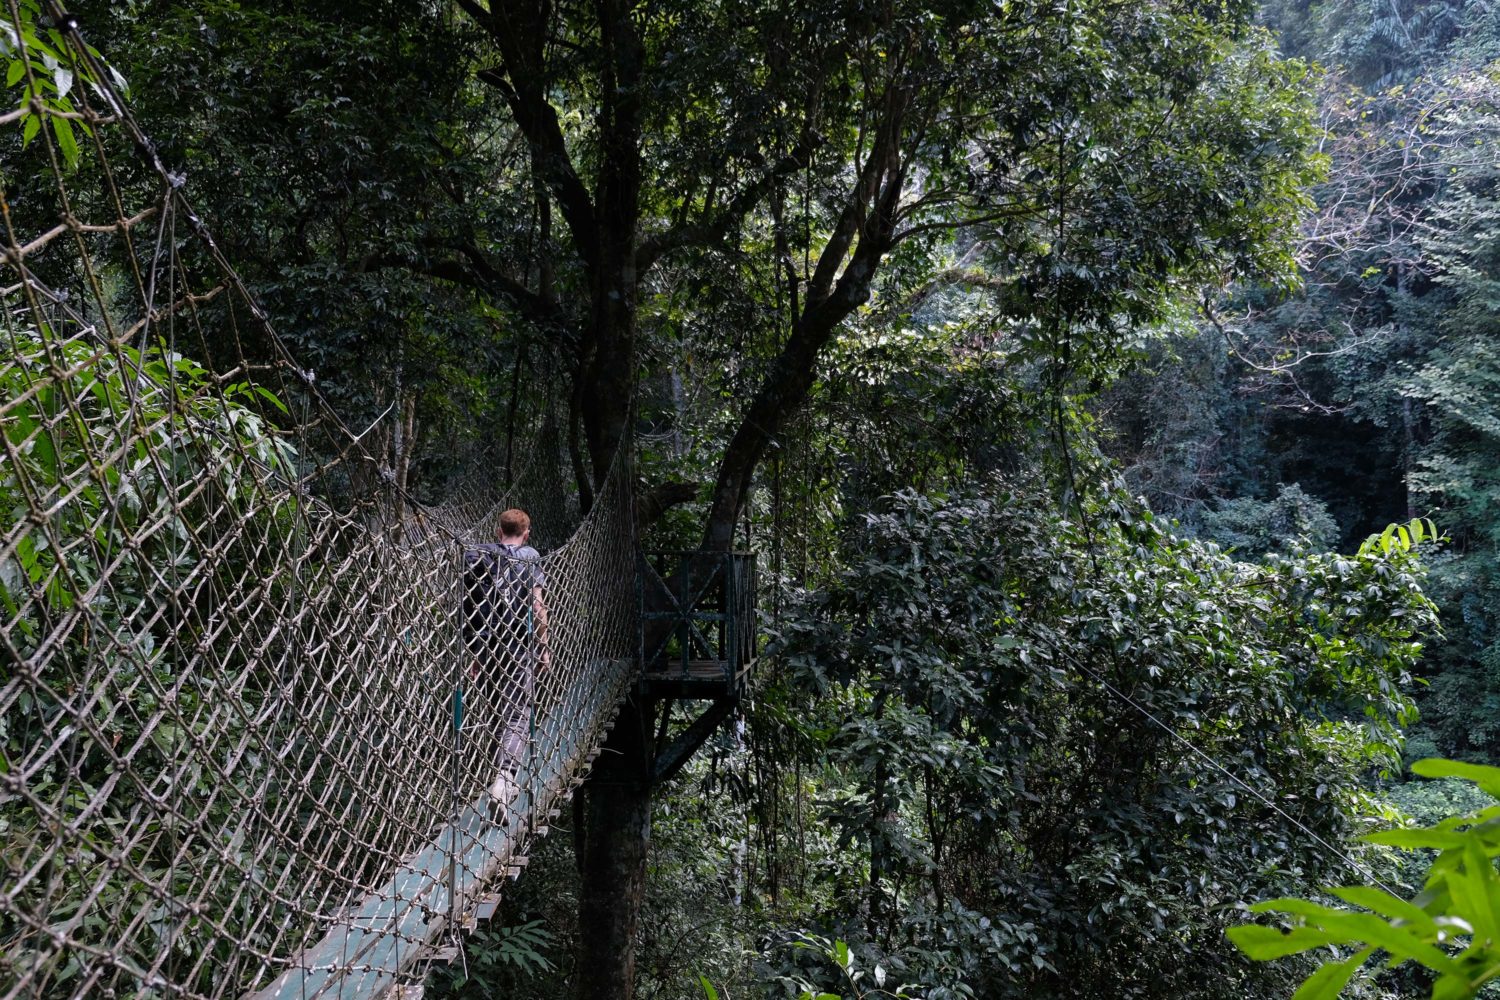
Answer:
[1463,837,1500,943]
[1435,974,1480,1000]
[254,385,290,414]
[51,112,77,165]
[1364,827,1470,850]
[1312,912,1460,973]
[1412,759,1500,798]
[1291,947,1374,1000]
[1249,898,1353,920]
[1226,924,1342,960]
[1327,886,1436,930]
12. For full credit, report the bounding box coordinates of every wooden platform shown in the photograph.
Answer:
[644,658,731,680]
[642,657,753,698]
[638,552,756,699]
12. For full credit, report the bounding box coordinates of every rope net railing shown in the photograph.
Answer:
[0,6,637,997]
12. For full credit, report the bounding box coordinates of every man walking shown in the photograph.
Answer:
[463,508,550,816]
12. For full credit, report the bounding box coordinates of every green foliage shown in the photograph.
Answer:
[1265,0,1471,89]
[1231,758,1500,1000]
[0,330,298,990]
[489,919,557,974]
[424,826,578,1000]
[13,0,1457,995]
[757,481,1437,999]
[1096,5,1500,778]
[425,919,558,997]
[1395,68,1500,763]
[75,0,532,481]
[1389,752,1496,826]
[1200,482,1341,557]
[776,935,930,1000]
[0,0,124,170]
[0,327,295,650]
[449,919,557,987]
[634,779,761,999]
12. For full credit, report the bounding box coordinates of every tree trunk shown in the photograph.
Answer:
[573,699,655,1000]
[700,102,907,550]
[1397,262,1418,521]
[1403,395,1418,520]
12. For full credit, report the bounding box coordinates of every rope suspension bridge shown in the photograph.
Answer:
[1,7,752,996]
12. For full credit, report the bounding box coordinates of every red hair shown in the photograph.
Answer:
[498,508,530,538]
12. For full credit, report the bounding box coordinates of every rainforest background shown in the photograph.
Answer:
[14,0,1500,996]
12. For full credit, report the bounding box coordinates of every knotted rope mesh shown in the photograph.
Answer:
[1,7,638,996]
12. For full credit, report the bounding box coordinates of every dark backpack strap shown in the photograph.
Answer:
[498,543,532,604]
[462,546,495,638]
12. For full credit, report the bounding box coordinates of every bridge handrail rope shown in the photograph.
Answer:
[0,5,639,997]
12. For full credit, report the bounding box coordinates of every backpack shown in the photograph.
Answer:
[463,543,538,638]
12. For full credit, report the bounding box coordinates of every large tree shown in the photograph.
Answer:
[455,0,1316,535]
[444,0,1322,994]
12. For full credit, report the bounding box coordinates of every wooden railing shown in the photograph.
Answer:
[637,551,757,695]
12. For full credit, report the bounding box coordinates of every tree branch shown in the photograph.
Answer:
[466,2,601,271]
[452,0,491,25]
[701,81,912,549]
[360,245,560,326]
[635,138,820,273]
[635,480,701,531]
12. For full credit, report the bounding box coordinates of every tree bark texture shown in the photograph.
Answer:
[573,698,655,1000]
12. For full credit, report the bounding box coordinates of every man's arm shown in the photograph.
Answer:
[533,585,551,667]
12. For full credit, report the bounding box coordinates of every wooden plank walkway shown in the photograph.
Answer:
[248,658,634,1000]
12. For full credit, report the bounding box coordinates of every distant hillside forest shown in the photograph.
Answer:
[1107,0,1500,772]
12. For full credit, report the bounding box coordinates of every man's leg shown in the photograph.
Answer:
[488,708,527,821]
[488,637,532,820]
